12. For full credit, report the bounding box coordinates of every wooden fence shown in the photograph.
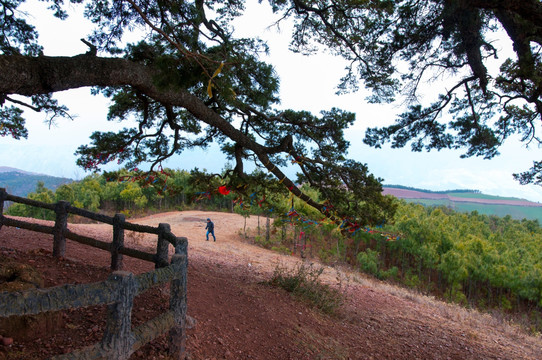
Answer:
[0,188,188,359]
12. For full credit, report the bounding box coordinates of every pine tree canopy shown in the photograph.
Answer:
[276,0,542,185]
[1,0,541,225]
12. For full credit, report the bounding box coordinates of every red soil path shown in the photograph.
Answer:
[1,211,541,359]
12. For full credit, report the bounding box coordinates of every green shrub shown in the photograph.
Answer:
[357,249,380,277]
[379,266,399,280]
[268,262,344,314]
[318,248,334,264]
[271,245,291,255]
[499,295,513,311]
[404,272,421,289]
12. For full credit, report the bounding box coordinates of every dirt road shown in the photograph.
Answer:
[1,210,541,359]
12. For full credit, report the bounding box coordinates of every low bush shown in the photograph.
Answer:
[268,262,344,315]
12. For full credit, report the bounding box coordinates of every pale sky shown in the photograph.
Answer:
[1,1,541,203]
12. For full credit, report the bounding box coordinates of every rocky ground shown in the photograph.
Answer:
[0,210,541,359]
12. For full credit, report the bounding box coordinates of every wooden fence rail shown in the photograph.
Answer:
[0,188,188,359]
[0,188,187,269]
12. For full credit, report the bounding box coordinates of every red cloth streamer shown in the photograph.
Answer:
[218,185,230,195]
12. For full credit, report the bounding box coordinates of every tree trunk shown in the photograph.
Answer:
[265,215,270,243]
[243,217,247,239]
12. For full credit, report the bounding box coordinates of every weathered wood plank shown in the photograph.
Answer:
[5,192,55,210]
[0,216,54,234]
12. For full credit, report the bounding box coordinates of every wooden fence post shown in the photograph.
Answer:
[168,253,188,359]
[53,201,69,258]
[0,188,6,230]
[111,213,126,271]
[156,223,170,268]
[265,215,270,243]
[101,271,137,360]
[174,237,188,255]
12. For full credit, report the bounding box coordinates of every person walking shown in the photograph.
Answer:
[205,218,216,241]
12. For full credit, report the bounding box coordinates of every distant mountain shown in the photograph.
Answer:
[0,167,73,197]
[383,186,542,222]
[0,166,37,175]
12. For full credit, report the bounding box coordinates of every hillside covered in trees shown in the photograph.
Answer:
[0,167,72,197]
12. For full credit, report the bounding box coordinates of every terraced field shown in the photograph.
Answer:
[383,187,542,222]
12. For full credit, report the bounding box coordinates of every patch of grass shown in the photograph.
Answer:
[270,245,291,255]
[268,262,344,315]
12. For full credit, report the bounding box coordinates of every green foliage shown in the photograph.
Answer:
[383,201,542,313]
[380,266,398,281]
[270,245,290,255]
[119,183,145,209]
[55,184,75,203]
[0,107,27,139]
[356,246,397,280]
[266,1,542,183]
[5,168,209,218]
[6,181,55,220]
[268,262,344,315]
[2,0,402,229]
[448,283,468,306]
[357,249,380,278]
[404,272,421,290]
[71,175,103,213]
[317,247,334,265]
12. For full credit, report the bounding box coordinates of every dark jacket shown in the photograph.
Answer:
[205,221,214,231]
